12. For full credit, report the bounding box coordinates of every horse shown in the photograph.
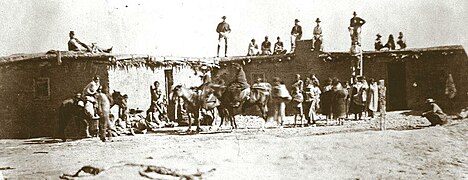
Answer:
[57,90,127,142]
[215,63,271,129]
[172,85,220,133]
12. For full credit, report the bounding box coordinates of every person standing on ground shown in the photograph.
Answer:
[216,16,231,57]
[320,78,334,121]
[291,85,304,127]
[290,19,303,53]
[366,78,379,118]
[349,76,365,120]
[331,79,348,124]
[378,80,387,130]
[271,77,291,127]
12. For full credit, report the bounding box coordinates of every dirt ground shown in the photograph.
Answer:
[0,111,467,179]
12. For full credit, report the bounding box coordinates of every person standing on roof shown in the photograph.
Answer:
[216,16,231,57]
[312,18,323,51]
[348,12,366,45]
[290,19,303,53]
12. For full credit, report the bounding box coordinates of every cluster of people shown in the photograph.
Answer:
[268,74,388,127]
[374,32,407,51]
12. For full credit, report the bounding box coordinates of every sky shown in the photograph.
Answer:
[0,0,466,57]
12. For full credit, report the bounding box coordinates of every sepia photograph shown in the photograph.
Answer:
[0,0,467,179]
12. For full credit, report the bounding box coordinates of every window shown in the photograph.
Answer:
[34,78,50,100]
[251,72,265,83]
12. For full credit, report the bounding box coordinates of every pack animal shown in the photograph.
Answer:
[57,91,127,142]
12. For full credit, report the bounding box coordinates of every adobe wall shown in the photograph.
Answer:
[0,59,108,138]
[216,40,468,113]
[107,65,203,111]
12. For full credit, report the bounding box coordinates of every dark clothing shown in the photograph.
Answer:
[320,89,333,116]
[397,37,407,49]
[290,25,303,36]
[261,41,271,50]
[385,40,396,50]
[349,86,365,114]
[375,38,383,51]
[350,17,366,28]
[216,22,231,33]
[332,89,348,119]
[423,103,448,126]
[68,38,91,51]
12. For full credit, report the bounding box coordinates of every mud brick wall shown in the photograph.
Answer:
[405,52,468,111]
[0,59,108,138]
[216,41,468,114]
[108,66,203,111]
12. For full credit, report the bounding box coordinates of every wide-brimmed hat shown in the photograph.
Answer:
[222,16,226,19]
[295,19,300,22]
[376,34,382,37]
[69,31,75,35]
[315,18,321,23]
[353,11,357,15]
[425,98,435,104]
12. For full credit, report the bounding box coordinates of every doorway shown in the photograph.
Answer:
[387,63,407,110]
[164,69,174,99]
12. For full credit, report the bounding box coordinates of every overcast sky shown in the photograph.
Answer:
[0,0,466,57]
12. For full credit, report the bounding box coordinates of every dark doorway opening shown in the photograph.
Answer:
[164,69,174,99]
[387,63,407,110]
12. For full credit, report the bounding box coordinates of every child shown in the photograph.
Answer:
[291,86,304,127]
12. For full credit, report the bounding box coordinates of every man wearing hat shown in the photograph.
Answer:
[312,18,323,51]
[290,19,303,53]
[216,16,231,57]
[349,11,366,45]
[374,34,384,51]
[422,98,448,126]
[68,31,112,53]
[274,36,287,55]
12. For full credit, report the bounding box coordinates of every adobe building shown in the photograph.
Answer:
[214,40,468,113]
[0,51,216,138]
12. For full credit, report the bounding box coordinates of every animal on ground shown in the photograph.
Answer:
[57,91,127,142]
[172,85,219,133]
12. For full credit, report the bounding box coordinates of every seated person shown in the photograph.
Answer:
[68,31,112,53]
[274,37,287,55]
[374,34,384,51]
[261,36,272,55]
[397,32,407,49]
[422,98,448,126]
[247,39,259,56]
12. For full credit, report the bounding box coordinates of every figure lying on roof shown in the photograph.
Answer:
[68,31,113,53]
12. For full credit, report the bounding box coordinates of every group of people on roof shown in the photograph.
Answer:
[375,32,407,51]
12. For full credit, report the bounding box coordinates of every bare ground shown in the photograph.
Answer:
[0,111,467,179]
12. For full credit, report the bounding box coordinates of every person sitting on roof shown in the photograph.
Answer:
[384,34,396,50]
[261,36,272,55]
[422,98,448,126]
[274,37,287,55]
[397,32,407,49]
[247,39,259,56]
[68,31,113,53]
[375,34,384,51]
